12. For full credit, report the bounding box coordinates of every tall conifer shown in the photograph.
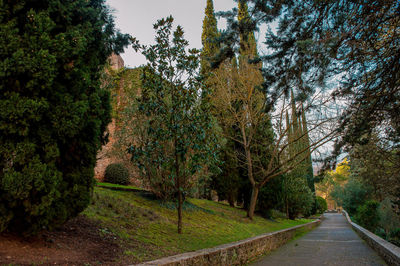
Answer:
[201,0,219,76]
[238,1,258,60]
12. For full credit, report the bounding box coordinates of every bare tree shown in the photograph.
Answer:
[211,56,340,219]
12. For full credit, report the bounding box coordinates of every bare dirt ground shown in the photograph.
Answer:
[0,215,126,265]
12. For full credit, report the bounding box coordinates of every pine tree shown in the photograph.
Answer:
[201,0,219,76]
[0,0,129,235]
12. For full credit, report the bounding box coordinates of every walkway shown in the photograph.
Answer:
[252,213,386,266]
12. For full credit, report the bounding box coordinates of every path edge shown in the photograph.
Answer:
[342,210,400,265]
[134,219,321,266]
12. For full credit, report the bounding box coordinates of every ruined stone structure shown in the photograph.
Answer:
[94,53,124,181]
[109,53,124,70]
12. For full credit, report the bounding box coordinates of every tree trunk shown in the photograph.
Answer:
[247,185,259,220]
[178,183,183,234]
[175,135,182,234]
[228,193,235,207]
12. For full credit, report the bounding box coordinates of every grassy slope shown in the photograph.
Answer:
[83,186,311,263]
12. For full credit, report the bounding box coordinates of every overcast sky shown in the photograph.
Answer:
[106,0,238,68]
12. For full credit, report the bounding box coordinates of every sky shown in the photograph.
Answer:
[106,0,238,68]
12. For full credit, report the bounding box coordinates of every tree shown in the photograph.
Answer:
[236,0,399,161]
[0,0,129,235]
[331,178,371,216]
[283,92,316,217]
[316,158,350,208]
[129,17,217,234]
[216,1,399,170]
[201,0,220,76]
[211,53,337,219]
[350,134,400,202]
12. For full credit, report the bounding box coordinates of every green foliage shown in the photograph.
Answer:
[129,16,219,232]
[331,178,371,216]
[0,0,129,235]
[315,196,328,214]
[104,163,130,185]
[377,198,400,246]
[283,172,314,219]
[211,141,241,207]
[283,92,316,217]
[355,200,380,232]
[257,176,284,218]
[350,134,400,205]
[201,0,220,75]
[388,229,400,247]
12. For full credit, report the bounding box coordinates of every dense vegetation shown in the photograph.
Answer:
[330,155,400,246]
[0,0,128,235]
[1,0,398,252]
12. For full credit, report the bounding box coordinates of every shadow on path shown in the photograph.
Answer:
[252,213,386,266]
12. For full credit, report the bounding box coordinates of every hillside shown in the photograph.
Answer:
[84,186,310,264]
[0,185,311,265]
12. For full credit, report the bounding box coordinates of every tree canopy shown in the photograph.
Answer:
[0,0,129,235]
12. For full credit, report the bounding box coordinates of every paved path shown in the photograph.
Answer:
[252,213,386,266]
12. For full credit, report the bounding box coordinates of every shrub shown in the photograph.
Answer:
[388,228,400,247]
[0,0,129,235]
[283,173,314,219]
[355,200,380,232]
[104,164,130,185]
[378,198,400,235]
[316,196,328,213]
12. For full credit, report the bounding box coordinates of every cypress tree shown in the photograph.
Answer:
[238,1,258,60]
[285,92,316,216]
[201,0,219,76]
[301,106,316,213]
[0,0,129,235]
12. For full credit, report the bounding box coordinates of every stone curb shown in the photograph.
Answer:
[342,210,400,266]
[134,219,321,266]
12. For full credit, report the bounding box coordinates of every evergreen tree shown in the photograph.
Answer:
[201,0,220,76]
[238,1,258,61]
[301,106,316,198]
[129,17,218,234]
[283,91,315,217]
[0,0,129,235]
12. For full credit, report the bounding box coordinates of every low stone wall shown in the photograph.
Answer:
[342,210,400,265]
[135,220,320,266]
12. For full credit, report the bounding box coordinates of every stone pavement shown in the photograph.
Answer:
[251,213,386,266]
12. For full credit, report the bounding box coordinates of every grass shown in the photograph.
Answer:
[83,186,312,263]
[96,182,141,190]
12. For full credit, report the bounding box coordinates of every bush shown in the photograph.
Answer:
[284,173,314,219]
[0,0,129,235]
[388,228,400,247]
[104,164,130,185]
[316,196,328,213]
[355,200,380,232]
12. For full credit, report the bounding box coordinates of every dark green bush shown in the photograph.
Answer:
[105,163,130,185]
[0,0,129,235]
[355,200,380,232]
[388,228,400,247]
[316,196,328,213]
